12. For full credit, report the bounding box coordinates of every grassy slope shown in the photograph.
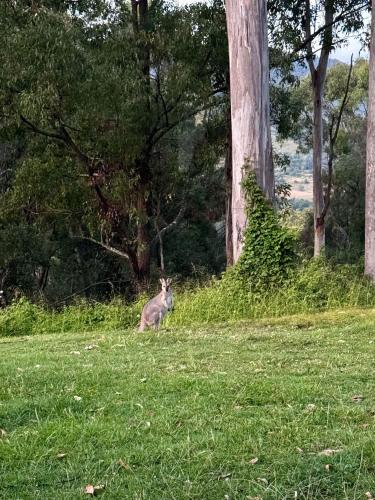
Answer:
[1,310,375,499]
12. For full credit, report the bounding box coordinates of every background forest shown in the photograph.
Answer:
[0,0,373,325]
[4,3,375,498]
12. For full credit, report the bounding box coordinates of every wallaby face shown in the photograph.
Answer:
[139,278,173,331]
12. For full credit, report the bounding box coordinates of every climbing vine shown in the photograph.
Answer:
[233,172,297,290]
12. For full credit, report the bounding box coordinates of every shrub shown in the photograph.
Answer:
[0,298,46,336]
[233,173,297,289]
[1,261,374,336]
[0,297,142,336]
[166,260,375,327]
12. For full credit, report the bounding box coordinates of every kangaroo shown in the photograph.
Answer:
[139,278,173,331]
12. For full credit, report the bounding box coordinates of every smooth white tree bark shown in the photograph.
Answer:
[366,10,375,282]
[225,0,273,263]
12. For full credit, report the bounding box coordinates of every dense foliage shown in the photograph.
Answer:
[234,172,296,288]
[0,0,372,312]
[0,0,228,300]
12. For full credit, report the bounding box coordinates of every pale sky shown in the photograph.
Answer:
[176,0,369,63]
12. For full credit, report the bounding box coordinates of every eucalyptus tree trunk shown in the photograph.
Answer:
[304,0,333,257]
[225,0,274,263]
[312,76,326,256]
[366,11,375,282]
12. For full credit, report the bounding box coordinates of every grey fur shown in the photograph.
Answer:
[139,278,173,331]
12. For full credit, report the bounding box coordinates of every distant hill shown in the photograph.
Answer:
[272,58,343,81]
[292,58,343,78]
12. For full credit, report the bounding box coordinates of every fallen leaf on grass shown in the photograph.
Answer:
[0,428,6,438]
[89,407,105,413]
[365,493,374,500]
[248,457,259,465]
[296,447,304,454]
[304,404,317,412]
[85,485,95,495]
[85,484,105,496]
[352,395,364,403]
[70,351,81,355]
[325,464,332,471]
[84,344,99,350]
[318,449,343,456]
[56,453,67,459]
[118,459,131,470]
[74,395,82,401]
[218,472,232,480]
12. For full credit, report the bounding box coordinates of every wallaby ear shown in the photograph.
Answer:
[159,278,163,285]
[167,278,172,285]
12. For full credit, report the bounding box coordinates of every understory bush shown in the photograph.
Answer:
[0,297,142,337]
[0,260,374,336]
[167,259,375,326]
[233,173,297,288]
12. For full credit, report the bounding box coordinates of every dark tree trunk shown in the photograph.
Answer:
[37,265,49,293]
[366,9,375,282]
[225,107,233,267]
[312,76,326,256]
[304,0,333,257]
[135,189,151,287]
[130,0,152,288]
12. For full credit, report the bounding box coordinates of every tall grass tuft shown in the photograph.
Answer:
[0,296,144,336]
[166,259,375,327]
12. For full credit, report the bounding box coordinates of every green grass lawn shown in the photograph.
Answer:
[1,309,375,499]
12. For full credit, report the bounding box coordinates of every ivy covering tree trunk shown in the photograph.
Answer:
[225,0,274,263]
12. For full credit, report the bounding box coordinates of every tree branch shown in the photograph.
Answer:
[20,115,118,215]
[151,99,223,147]
[20,115,65,142]
[154,69,169,128]
[320,55,353,223]
[74,236,130,261]
[151,205,185,246]
[59,125,91,164]
[317,0,334,78]
[304,0,316,75]
[295,0,367,55]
